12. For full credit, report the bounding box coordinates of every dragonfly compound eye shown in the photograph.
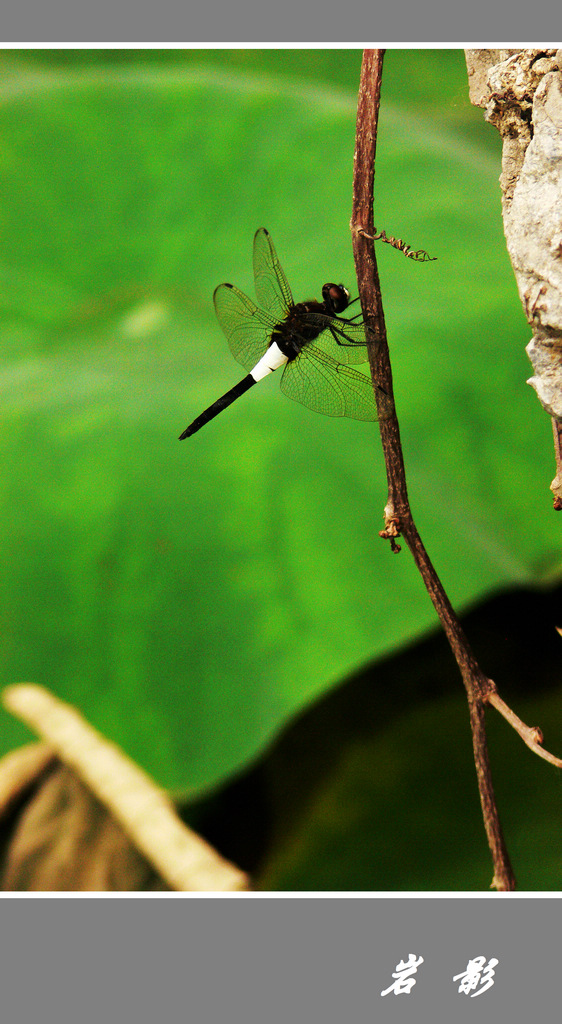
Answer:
[322,283,350,314]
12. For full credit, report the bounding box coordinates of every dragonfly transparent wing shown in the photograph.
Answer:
[279,342,379,421]
[253,227,294,321]
[310,317,371,366]
[213,283,278,372]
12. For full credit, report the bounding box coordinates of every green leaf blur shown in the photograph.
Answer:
[0,50,555,803]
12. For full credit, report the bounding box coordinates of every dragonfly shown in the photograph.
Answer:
[179,228,381,439]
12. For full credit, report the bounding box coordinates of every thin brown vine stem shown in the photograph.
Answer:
[350,48,516,891]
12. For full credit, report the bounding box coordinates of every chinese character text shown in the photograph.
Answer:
[453,956,498,997]
[381,955,424,997]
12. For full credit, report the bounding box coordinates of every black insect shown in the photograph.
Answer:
[179,228,380,439]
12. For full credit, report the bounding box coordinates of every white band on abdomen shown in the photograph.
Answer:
[250,341,289,382]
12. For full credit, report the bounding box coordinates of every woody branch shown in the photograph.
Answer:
[350,48,562,891]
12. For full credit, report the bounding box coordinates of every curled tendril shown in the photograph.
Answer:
[359,227,437,263]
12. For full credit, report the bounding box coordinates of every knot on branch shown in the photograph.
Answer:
[379,515,402,553]
[479,676,498,702]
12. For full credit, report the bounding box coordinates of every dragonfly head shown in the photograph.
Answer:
[322,283,350,315]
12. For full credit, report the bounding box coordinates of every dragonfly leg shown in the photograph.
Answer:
[328,323,370,348]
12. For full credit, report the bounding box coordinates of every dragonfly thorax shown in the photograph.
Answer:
[270,283,352,362]
[271,301,325,361]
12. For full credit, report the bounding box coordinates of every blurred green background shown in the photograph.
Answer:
[1,48,561,890]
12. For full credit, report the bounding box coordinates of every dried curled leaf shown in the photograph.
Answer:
[2,761,169,891]
[0,741,55,817]
[1,684,251,892]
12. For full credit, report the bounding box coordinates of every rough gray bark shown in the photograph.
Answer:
[466,49,562,507]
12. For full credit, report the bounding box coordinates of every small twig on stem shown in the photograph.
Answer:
[487,688,562,768]
[350,49,561,891]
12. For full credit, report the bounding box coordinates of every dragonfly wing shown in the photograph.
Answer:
[280,343,379,421]
[213,283,278,372]
[313,319,370,365]
[253,228,294,321]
